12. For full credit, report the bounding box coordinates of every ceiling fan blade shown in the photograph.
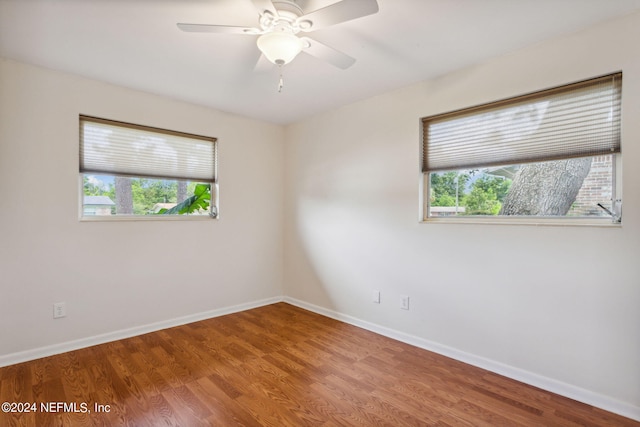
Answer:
[251,0,278,16]
[297,0,378,31]
[177,23,260,35]
[300,37,356,69]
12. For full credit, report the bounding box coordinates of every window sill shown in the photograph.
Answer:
[80,214,216,222]
[420,216,621,227]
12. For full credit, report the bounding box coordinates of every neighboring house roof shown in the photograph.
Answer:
[84,195,115,206]
[486,165,519,180]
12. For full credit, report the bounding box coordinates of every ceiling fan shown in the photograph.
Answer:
[177,0,379,70]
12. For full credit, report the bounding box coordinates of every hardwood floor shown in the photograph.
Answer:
[0,303,637,426]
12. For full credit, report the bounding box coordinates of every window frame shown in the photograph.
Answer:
[79,115,218,221]
[419,73,622,226]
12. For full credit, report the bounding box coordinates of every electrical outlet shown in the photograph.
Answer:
[400,295,410,310]
[53,302,66,319]
[372,290,381,304]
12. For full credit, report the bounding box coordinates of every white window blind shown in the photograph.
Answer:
[422,73,622,172]
[80,116,217,182]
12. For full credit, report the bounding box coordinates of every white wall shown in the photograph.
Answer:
[284,11,640,418]
[0,59,284,360]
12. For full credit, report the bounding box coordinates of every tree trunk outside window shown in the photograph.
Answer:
[115,176,133,214]
[177,181,188,204]
[499,157,592,216]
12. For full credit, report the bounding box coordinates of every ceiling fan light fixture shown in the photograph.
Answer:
[257,31,304,65]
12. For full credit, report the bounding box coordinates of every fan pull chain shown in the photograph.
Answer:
[277,64,284,93]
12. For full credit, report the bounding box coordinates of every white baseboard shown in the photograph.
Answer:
[284,297,640,422]
[0,296,283,368]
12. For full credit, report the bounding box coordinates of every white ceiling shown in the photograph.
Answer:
[1,0,640,125]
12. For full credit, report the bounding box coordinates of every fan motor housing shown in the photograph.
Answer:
[272,0,304,22]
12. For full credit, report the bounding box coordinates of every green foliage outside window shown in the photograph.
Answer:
[157,183,211,215]
[83,176,211,215]
[430,171,512,215]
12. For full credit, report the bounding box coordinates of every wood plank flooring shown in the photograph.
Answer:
[0,303,637,426]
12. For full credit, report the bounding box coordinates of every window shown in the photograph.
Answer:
[421,73,622,223]
[80,116,218,219]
